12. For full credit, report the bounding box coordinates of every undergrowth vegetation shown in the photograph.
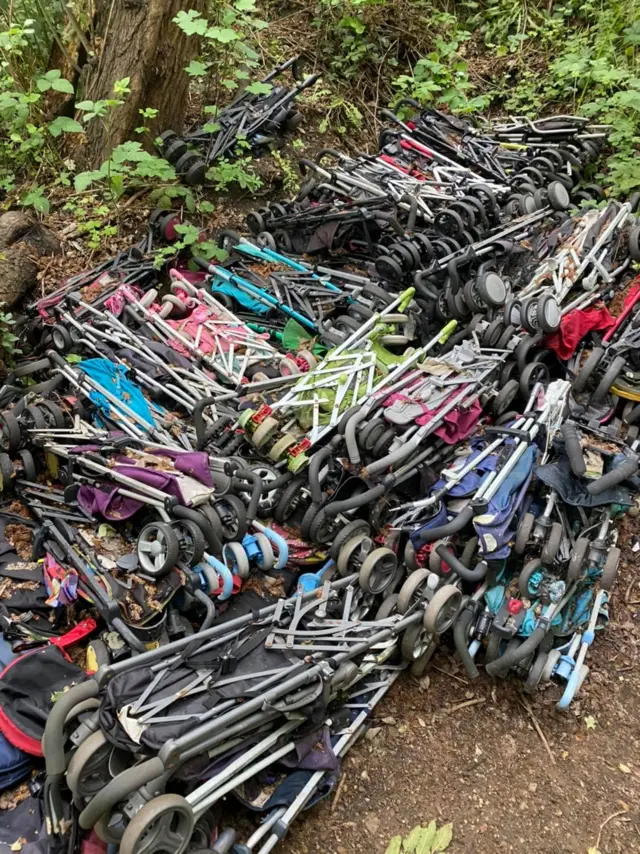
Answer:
[0,0,638,212]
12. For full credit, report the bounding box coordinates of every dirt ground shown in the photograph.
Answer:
[280,544,640,854]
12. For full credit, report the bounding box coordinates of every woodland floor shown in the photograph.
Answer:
[279,530,640,854]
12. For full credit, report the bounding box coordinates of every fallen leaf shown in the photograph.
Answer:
[433,822,453,851]
[385,836,402,854]
[403,826,424,854]
[10,838,26,852]
[585,715,597,730]
[619,763,632,774]
[382,716,397,725]
[416,821,437,854]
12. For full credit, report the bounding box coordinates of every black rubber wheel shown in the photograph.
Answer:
[600,546,621,592]
[519,361,549,398]
[39,400,66,428]
[541,521,563,565]
[18,449,37,482]
[537,294,561,334]
[547,181,570,210]
[573,347,605,394]
[590,355,626,404]
[274,476,308,523]
[213,494,247,541]
[329,519,371,562]
[172,520,206,566]
[567,536,590,581]
[493,379,519,416]
[515,512,535,554]
[0,413,22,454]
[0,453,14,493]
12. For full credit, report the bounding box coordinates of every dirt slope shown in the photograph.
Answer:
[281,547,640,854]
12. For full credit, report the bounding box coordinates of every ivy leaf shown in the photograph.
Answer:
[416,821,437,854]
[198,200,215,213]
[206,26,239,43]
[222,79,238,90]
[186,60,209,77]
[433,823,453,851]
[48,116,84,137]
[173,9,208,36]
[245,81,272,96]
[384,836,402,854]
[75,100,95,111]
[235,0,256,9]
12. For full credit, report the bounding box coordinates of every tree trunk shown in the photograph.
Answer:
[80,0,206,168]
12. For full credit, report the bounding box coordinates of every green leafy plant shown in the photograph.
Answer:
[173,0,268,106]
[386,821,453,854]
[0,310,20,360]
[206,155,262,192]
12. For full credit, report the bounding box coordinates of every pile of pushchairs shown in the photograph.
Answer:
[1,102,640,854]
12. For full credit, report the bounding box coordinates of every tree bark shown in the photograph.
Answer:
[79,0,206,168]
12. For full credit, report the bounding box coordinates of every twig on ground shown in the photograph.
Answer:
[625,577,636,603]
[519,698,556,766]
[596,809,629,849]
[331,769,348,812]
[448,697,485,713]
[432,665,468,685]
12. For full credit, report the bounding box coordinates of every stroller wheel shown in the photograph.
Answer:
[0,412,21,454]
[213,494,247,541]
[251,417,279,448]
[423,584,463,634]
[336,533,368,577]
[257,231,277,250]
[493,379,519,416]
[401,623,431,661]
[329,519,370,562]
[137,522,180,577]
[18,448,37,482]
[572,346,605,394]
[359,548,397,594]
[590,355,626,405]
[514,512,535,555]
[253,533,275,571]
[524,650,549,694]
[0,453,15,493]
[541,648,562,682]
[119,794,195,854]
[397,568,430,614]
[600,546,621,592]
[268,433,297,462]
[541,521,563,565]
[375,593,400,620]
[567,536,590,581]
[66,730,116,806]
[172,520,206,566]
[223,541,250,579]
[274,476,309,523]
[308,507,335,545]
[404,539,418,572]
